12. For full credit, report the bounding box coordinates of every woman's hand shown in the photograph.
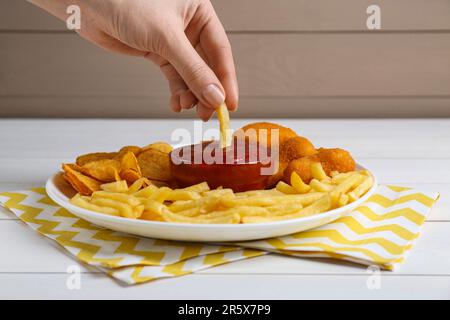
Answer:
[30,0,238,121]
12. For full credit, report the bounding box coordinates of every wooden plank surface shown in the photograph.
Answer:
[0,119,447,299]
[215,0,450,32]
[2,0,450,31]
[1,119,449,159]
[1,273,449,299]
[2,1,450,118]
[1,96,450,118]
[1,33,449,97]
[0,220,448,274]
[2,33,450,96]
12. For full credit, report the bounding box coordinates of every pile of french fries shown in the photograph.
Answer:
[70,162,373,224]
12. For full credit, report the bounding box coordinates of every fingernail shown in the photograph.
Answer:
[202,84,225,109]
[229,103,238,112]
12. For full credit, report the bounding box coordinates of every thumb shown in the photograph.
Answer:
[164,33,225,110]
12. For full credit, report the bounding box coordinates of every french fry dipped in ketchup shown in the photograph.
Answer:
[170,104,274,192]
[217,103,232,148]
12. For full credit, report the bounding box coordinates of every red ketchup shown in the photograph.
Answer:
[170,139,273,192]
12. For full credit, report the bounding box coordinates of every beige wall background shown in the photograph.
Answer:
[1,0,449,118]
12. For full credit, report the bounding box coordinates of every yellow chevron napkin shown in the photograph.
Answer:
[0,185,439,284]
[0,188,264,284]
[237,185,439,270]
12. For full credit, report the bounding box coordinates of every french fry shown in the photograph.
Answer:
[203,188,234,197]
[169,196,221,213]
[360,170,371,177]
[70,194,119,216]
[244,194,333,223]
[182,182,210,193]
[286,194,332,218]
[279,193,325,206]
[265,203,303,216]
[90,197,135,217]
[168,199,196,212]
[311,162,328,181]
[100,180,128,193]
[89,197,143,219]
[330,171,339,178]
[332,173,365,195]
[140,210,164,221]
[290,172,311,194]
[331,172,354,184]
[172,206,202,217]
[338,193,349,207]
[347,176,374,202]
[126,177,148,194]
[276,181,298,194]
[160,208,239,224]
[166,189,201,201]
[309,179,333,192]
[198,197,224,213]
[241,216,272,224]
[149,187,172,203]
[217,103,232,148]
[134,205,145,216]
[222,192,324,208]
[221,195,278,207]
[91,191,141,206]
[208,206,270,218]
[231,206,271,217]
[133,184,158,197]
[321,177,332,184]
[142,199,166,215]
[235,189,283,198]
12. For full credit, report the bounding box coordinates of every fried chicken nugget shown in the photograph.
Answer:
[317,148,356,173]
[237,122,297,148]
[283,156,319,184]
[267,136,317,187]
[284,148,355,184]
[266,160,288,187]
[280,136,317,163]
[237,122,297,188]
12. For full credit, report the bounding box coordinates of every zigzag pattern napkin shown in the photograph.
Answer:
[0,185,439,284]
[0,188,264,284]
[237,185,439,270]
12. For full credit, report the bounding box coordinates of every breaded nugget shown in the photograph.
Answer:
[283,156,320,184]
[266,160,288,187]
[267,136,316,187]
[317,148,356,173]
[237,122,297,148]
[283,148,355,184]
[280,136,317,163]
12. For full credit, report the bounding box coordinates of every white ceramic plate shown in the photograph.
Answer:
[45,164,377,242]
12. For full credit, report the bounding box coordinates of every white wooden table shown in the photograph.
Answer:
[0,119,449,299]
